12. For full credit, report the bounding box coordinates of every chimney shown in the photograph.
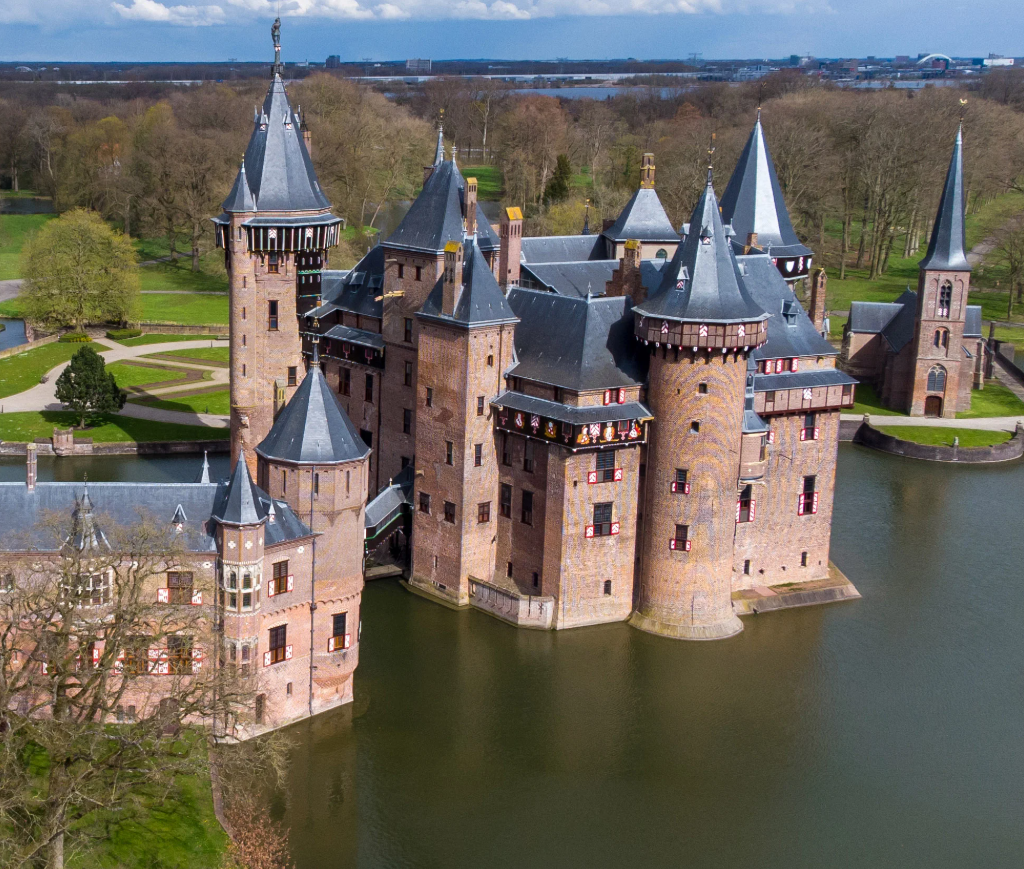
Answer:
[809,267,827,335]
[605,239,645,304]
[499,207,522,293]
[302,128,313,160]
[745,232,758,254]
[442,241,464,316]
[640,153,656,189]
[465,178,478,236]
[26,443,36,491]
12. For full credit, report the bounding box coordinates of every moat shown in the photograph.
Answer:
[3,445,1021,867]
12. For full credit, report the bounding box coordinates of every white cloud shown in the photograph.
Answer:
[112,0,226,24]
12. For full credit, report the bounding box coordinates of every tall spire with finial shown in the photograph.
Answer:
[919,119,970,273]
[434,108,445,166]
[271,16,283,77]
[582,199,591,235]
[706,132,716,185]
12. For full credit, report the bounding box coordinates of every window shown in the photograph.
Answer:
[477,396,485,416]
[268,252,280,274]
[419,492,431,514]
[478,502,491,523]
[241,571,254,611]
[532,572,540,589]
[507,561,514,578]
[521,491,534,525]
[737,485,755,523]
[927,365,946,393]
[287,366,297,387]
[698,382,708,394]
[400,457,410,470]
[444,501,456,524]
[339,367,351,396]
[487,354,494,367]
[474,444,482,467]
[123,636,148,676]
[523,440,535,473]
[800,413,818,442]
[168,635,193,676]
[592,502,613,536]
[270,561,291,597]
[415,266,422,282]
[501,433,512,466]
[691,420,701,434]
[445,441,454,465]
[404,409,413,435]
[934,329,949,350]
[167,571,194,605]
[596,450,617,483]
[499,483,512,518]
[72,572,110,608]
[426,387,433,407]
[404,361,413,387]
[603,579,613,595]
[404,318,413,343]
[743,559,751,575]
[397,263,405,279]
[672,468,689,494]
[799,475,818,516]
[365,374,374,403]
[268,300,279,329]
[268,625,287,665]
[938,280,952,318]
[0,573,13,592]
[801,551,808,567]
[671,524,690,551]
[330,613,348,651]
[360,429,373,448]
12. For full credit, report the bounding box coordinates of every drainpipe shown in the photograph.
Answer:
[308,459,317,719]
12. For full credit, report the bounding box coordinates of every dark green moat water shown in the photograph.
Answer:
[3,448,1020,867]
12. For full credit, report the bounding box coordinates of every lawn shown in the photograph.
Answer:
[132,388,230,416]
[116,333,222,346]
[850,382,905,417]
[0,213,56,280]
[139,257,228,294]
[106,361,193,390]
[0,341,98,398]
[460,165,503,200]
[956,379,1024,419]
[141,293,229,325]
[149,346,230,364]
[870,424,1014,448]
[0,411,228,442]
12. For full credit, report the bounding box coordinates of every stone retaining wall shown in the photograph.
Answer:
[0,439,229,456]
[469,577,554,629]
[852,420,1024,463]
[0,334,58,360]
[140,324,229,336]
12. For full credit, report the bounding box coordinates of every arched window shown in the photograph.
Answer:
[927,365,947,393]
[938,281,952,318]
[656,249,668,259]
[933,329,949,351]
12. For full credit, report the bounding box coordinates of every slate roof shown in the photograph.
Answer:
[521,258,669,299]
[257,357,371,465]
[752,368,857,393]
[520,234,608,264]
[506,288,646,391]
[635,173,768,325]
[324,324,385,350]
[492,391,652,425]
[214,459,266,525]
[920,125,971,272]
[964,305,982,338]
[224,74,331,214]
[602,187,679,243]
[385,159,498,254]
[720,114,812,259]
[314,249,384,320]
[848,290,918,353]
[418,239,518,328]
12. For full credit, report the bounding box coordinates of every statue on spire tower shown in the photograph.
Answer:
[271,17,282,75]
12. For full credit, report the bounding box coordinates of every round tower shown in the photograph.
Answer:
[631,171,769,640]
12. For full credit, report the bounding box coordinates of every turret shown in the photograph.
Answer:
[631,169,768,640]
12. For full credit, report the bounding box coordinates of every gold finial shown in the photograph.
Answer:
[757,81,765,120]
[959,98,967,124]
[706,132,716,184]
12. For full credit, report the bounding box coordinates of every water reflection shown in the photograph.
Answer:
[0,452,230,484]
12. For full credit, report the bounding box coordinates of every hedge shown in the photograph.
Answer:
[59,331,91,343]
[106,328,143,340]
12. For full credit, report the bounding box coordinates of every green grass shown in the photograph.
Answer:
[460,165,503,200]
[871,424,1014,448]
[0,410,228,442]
[956,379,1024,419]
[0,341,99,398]
[132,388,230,416]
[0,213,56,280]
[139,257,228,294]
[150,346,230,364]
[140,293,229,326]
[850,382,906,417]
[115,332,222,346]
[106,360,192,390]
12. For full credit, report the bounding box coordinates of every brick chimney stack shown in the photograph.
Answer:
[465,178,478,236]
[26,443,36,491]
[442,241,464,316]
[809,267,827,335]
[640,153,656,188]
[605,239,645,304]
[745,232,758,253]
[499,206,522,293]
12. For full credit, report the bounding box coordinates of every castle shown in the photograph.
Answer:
[841,126,987,416]
[0,33,863,736]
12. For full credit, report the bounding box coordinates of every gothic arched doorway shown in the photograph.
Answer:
[924,395,943,417]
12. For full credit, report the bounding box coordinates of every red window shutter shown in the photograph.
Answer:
[587,470,598,485]
[613,468,623,482]
[768,430,775,444]
[285,645,293,660]
[750,499,756,521]
[610,521,620,536]
[791,358,799,372]
[157,588,169,603]
[267,582,275,598]
[287,575,294,591]
[263,651,272,667]
[603,390,611,406]
[799,429,806,442]
[585,525,595,539]
[812,492,819,514]
[191,590,203,605]
[617,390,626,404]
[814,427,820,440]
[736,500,741,522]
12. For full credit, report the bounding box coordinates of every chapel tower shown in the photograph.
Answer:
[214,21,342,474]
[907,125,972,418]
[631,170,769,640]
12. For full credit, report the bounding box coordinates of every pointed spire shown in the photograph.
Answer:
[215,459,267,526]
[222,157,257,213]
[310,336,320,369]
[195,451,211,484]
[434,115,445,166]
[920,124,971,272]
[582,199,591,235]
[451,145,457,169]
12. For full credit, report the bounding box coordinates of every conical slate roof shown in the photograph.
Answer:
[920,125,971,272]
[419,238,519,328]
[223,74,331,214]
[635,172,768,325]
[602,187,678,243]
[720,113,812,258]
[214,459,266,526]
[256,356,371,465]
[433,125,445,165]
[222,160,257,213]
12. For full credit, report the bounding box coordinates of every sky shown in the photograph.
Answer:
[0,0,1019,63]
